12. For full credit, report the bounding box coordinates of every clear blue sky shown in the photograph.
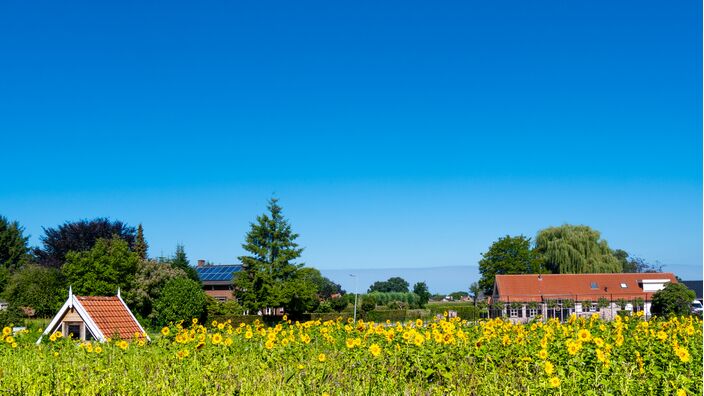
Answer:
[1,1,701,293]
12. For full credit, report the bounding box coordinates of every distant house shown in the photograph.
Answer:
[491,273,678,322]
[195,260,241,302]
[37,287,149,343]
[681,280,703,304]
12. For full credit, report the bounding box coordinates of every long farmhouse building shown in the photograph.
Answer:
[491,272,677,322]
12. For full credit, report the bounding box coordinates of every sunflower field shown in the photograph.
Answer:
[0,313,701,395]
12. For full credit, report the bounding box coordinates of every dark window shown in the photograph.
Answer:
[67,323,81,339]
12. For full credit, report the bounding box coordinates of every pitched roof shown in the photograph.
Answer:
[197,264,241,283]
[494,273,678,302]
[76,296,144,340]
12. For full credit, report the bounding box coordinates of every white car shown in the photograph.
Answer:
[691,300,703,315]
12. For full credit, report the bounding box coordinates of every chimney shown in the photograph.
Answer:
[197,259,206,267]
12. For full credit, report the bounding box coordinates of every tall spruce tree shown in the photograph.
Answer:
[233,198,304,313]
[134,224,149,260]
[171,244,199,282]
[534,225,622,274]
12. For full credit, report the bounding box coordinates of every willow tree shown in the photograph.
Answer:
[534,225,622,274]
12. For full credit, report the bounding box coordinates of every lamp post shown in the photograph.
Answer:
[349,274,358,323]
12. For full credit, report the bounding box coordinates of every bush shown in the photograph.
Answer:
[364,309,407,322]
[153,278,207,326]
[361,295,376,312]
[651,283,696,318]
[329,296,349,312]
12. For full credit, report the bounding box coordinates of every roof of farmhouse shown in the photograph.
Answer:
[493,272,678,303]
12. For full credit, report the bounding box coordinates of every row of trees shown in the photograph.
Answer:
[476,224,665,295]
[0,215,207,326]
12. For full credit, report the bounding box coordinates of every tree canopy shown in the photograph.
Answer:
[170,244,199,282]
[412,282,430,308]
[62,237,139,296]
[2,264,65,317]
[134,224,148,260]
[0,215,30,271]
[650,283,696,318]
[35,218,136,268]
[123,259,188,321]
[233,198,304,313]
[368,277,410,293]
[534,225,622,274]
[153,278,207,326]
[478,235,541,295]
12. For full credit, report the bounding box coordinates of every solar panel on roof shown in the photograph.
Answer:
[197,265,242,281]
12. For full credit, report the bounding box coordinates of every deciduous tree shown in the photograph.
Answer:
[478,235,541,295]
[534,225,622,274]
[35,218,136,268]
[651,283,696,318]
[62,237,139,296]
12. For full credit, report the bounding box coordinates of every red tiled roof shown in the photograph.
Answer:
[494,273,677,303]
[76,296,143,339]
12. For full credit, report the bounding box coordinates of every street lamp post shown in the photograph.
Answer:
[350,274,358,323]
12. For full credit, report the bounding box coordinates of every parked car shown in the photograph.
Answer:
[691,300,703,316]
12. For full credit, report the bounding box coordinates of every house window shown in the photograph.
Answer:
[509,309,519,318]
[64,322,82,339]
[620,283,628,288]
[528,309,538,317]
[589,304,597,312]
[590,282,598,289]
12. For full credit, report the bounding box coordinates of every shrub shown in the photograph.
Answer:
[153,278,207,326]
[651,283,696,318]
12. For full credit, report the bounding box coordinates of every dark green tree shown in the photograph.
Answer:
[233,198,303,313]
[0,215,30,272]
[368,277,410,293]
[279,273,320,317]
[478,235,542,295]
[650,283,696,318]
[153,278,207,326]
[35,218,136,268]
[412,281,431,308]
[62,237,139,296]
[134,224,148,260]
[297,267,345,299]
[170,244,199,282]
[534,225,622,274]
[2,265,65,317]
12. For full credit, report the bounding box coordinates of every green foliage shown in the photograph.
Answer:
[279,274,320,317]
[0,215,30,272]
[296,267,344,300]
[329,296,348,312]
[62,237,139,296]
[368,277,409,293]
[233,198,304,312]
[134,224,148,260]
[123,260,188,320]
[413,282,431,308]
[205,295,243,320]
[361,295,376,312]
[478,235,542,295]
[651,283,696,318]
[597,297,610,309]
[367,292,419,308]
[153,278,207,326]
[534,225,622,274]
[35,218,136,268]
[0,304,24,326]
[2,265,65,317]
[449,291,469,300]
[170,244,199,282]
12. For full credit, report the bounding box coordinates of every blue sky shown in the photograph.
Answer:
[1,1,701,293]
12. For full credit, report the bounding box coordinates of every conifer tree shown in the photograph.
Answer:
[134,224,149,260]
[171,244,199,282]
[233,198,304,313]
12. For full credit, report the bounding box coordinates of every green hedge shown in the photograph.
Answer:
[427,304,480,320]
[309,313,352,322]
